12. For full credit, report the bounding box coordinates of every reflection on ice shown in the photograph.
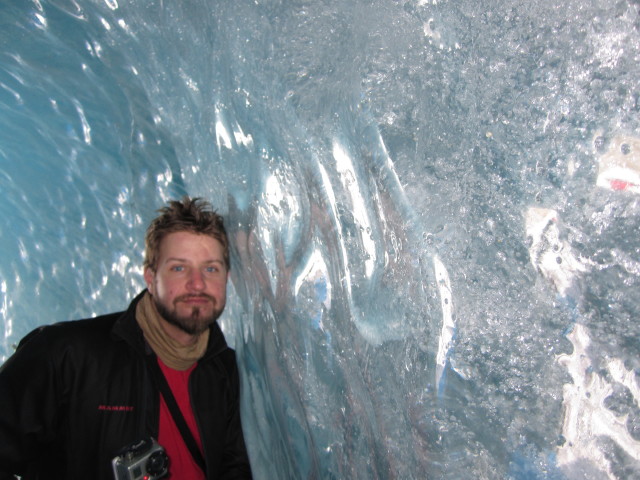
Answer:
[433,255,454,395]
[332,140,376,278]
[294,249,332,320]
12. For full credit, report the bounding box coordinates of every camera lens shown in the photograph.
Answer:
[146,451,169,476]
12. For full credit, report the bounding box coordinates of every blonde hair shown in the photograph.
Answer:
[144,196,230,271]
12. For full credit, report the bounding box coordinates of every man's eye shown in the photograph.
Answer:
[172,266,184,272]
[205,266,218,273]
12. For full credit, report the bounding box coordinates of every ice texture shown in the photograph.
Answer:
[1,0,640,478]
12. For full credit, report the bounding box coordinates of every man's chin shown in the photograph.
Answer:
[166,315,213,336]
[154,298,221,335]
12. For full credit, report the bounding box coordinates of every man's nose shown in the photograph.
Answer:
[188,269,205,290]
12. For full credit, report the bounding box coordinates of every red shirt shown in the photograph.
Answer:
[157,359,205,480]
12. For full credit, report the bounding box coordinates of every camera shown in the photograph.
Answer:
[112,436,169,480]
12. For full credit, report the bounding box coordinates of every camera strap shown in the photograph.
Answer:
[145,354,207,475]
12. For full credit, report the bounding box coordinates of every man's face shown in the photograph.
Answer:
[144,231,229,336]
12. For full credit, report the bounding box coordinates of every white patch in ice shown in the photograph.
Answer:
[556,323,640,478]
[592,31,627,70]
[525,208,587,297]
[423,18,441,43]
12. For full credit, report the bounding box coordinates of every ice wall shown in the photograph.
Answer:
[1,0,640,478]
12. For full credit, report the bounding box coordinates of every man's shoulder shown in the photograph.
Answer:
[18,310,126,350]
[19,291,146,348]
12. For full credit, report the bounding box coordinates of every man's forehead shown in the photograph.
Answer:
[158,232,224,254]
[160,231,223,246]
[164,256,225,263]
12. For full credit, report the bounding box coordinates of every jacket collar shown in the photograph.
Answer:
[111,289,230,359]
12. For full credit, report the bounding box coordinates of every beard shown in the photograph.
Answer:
[153,294,225,336]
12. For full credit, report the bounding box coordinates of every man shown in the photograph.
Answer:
[0,197,253,479]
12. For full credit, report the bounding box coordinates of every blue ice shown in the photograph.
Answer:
[1,0,640,478]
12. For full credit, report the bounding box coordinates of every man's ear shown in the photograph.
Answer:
[144,267,155,295]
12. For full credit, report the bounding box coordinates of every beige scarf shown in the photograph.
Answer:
[136,292,209,371]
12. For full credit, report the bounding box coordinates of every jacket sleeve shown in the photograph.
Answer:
[0,327,63,478]
[219,355,253,480]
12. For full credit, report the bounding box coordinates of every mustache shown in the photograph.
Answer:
[175,294,216,303]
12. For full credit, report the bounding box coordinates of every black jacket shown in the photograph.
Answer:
[0,291,252,480]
